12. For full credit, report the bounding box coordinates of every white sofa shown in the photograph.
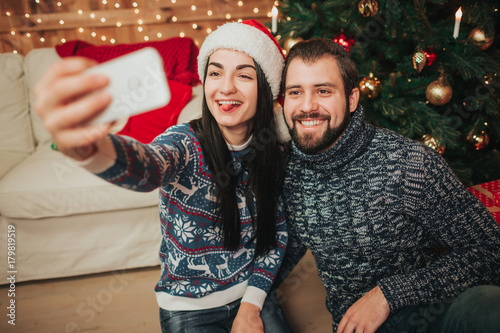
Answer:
[0,48,204,283]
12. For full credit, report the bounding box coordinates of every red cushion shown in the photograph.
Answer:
[116,80,192,143]
[55,38,201,143]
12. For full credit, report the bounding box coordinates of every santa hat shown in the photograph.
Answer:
[197,19,285,100]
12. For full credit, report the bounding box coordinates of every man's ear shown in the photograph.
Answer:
[349,88,360,113]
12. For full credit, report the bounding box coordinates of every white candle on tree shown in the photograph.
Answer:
[453,7,462,39]
[272,6,278,34]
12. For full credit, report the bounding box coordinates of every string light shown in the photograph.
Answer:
[116,22,122,27]
[138,26,143,32]
[207,28,212,34]
[253,8,259,13]
[144,36,149,41]
[207,10,213,16]
[192,23,197,29]
[115,3,120,8]
[171,0,176,3]
[57,1,62,6]
[180,32,185,37]
[11,31,16,36]
[91,31,97,37]
[59,20,65,25]
[102,0,107,4]
[25,14,30,18]
[78,28,84,33]
[172,16,177,22]
[111,38,116,44]
[35,0,40,3]
[226,13,231,19]
[134,9,140,14]
[157,32,162,38]
[101,17,106,23]
[78,10,83,14]
[61,38,66,43]
[101,36,106,41]
[40,37,45,42]
[90,13,96,19]
[238,1,243,6]
[37,18,42,23]
[156,14,161,20]
[13,50,18,54]
[138,19,143,24]
[6,11,11,16]
[133,2,138,7]
[26,33,31,37]
[191,5,196,11]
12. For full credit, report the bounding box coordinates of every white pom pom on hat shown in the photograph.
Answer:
[197,19,285,100]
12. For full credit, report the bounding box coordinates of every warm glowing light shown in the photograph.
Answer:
[180,32,185,37]
[111,38,116,44]
[6,11,11,16]
[191,5,196,10]
[192,23,198,29]
[26,32,31,37]
[253,8,259,13]
[157,32,162,38]
[156,14,161,20]
[59,20,65,25]
[102,0,107,4]
[207,10,213,16]
[226,13,231,19]
[57,2,62,6]
[78,10,83,14]
[13,50,18,54]
[133,2,138,7]
[78,27,84,33]
[101,36,106,41]
[101,17,106,23]
[115,3,120,8]
[238,1,243,6]
[138,19,143,24]
[138,26,143,32]
[40,37,45,42]
[37,18,42,23]
[61,38,66,43]
[90,13,96,18]
[238,19,243,23]
[456,7,462,19]
[144,36,149,41]
[172,16,177,22]
[11,31,15,36]
[25,14,30,18]
[91,32,97,37]
[171,0,176,3]
[207,28,212,33]
[134,9,139,14]
[116,21,122,27]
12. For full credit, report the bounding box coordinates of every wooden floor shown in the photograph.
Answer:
[0,251,332,333]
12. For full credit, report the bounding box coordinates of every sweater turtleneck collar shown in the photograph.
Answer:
[290,105,375,170]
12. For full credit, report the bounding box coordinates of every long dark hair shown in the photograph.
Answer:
[190,58,284,256]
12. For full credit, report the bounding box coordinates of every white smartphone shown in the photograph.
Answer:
[85,47,171,124]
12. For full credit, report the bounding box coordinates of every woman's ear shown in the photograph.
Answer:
[349,88,360,113]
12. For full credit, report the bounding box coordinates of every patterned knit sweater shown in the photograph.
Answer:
[278,106,500,328]
[96,123,287,311]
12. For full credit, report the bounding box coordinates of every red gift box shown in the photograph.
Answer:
[468,180,500,225]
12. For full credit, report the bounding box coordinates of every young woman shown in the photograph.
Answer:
[34,20,291,332]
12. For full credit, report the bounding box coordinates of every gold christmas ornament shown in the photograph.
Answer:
[358,0,379,17]
[412,50,427,73]
[467,128,490,151]
[468,28,494,51]
[283,36,304,53]
[359,72,382,99]
[421,134,445,155]
[426,75,453,106]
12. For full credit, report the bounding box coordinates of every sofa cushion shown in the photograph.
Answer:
[24,48,62,146]
[0,143,158,219]
[0,53,35,178]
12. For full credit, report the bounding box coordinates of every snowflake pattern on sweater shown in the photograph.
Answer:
[97,123,287,310]
[277,106,500,329]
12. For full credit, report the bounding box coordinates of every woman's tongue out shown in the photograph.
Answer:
[219,101,241,112]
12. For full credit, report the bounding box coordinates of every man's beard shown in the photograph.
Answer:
[288,106,351,155]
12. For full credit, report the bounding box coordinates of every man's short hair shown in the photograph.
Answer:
[282,38,359,100]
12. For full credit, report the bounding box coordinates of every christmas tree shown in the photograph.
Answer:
[274,0,500,186]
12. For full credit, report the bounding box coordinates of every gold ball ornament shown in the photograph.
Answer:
[359,72,382,99]
[421,134,445,155]
[467,128,490,151]
[358,0,379,17]
[468,28,494,51]
[426,75,453,106]
[283,36,304,53]
[412,50,427,73]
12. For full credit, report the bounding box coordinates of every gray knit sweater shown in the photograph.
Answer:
[277,106,500,328]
